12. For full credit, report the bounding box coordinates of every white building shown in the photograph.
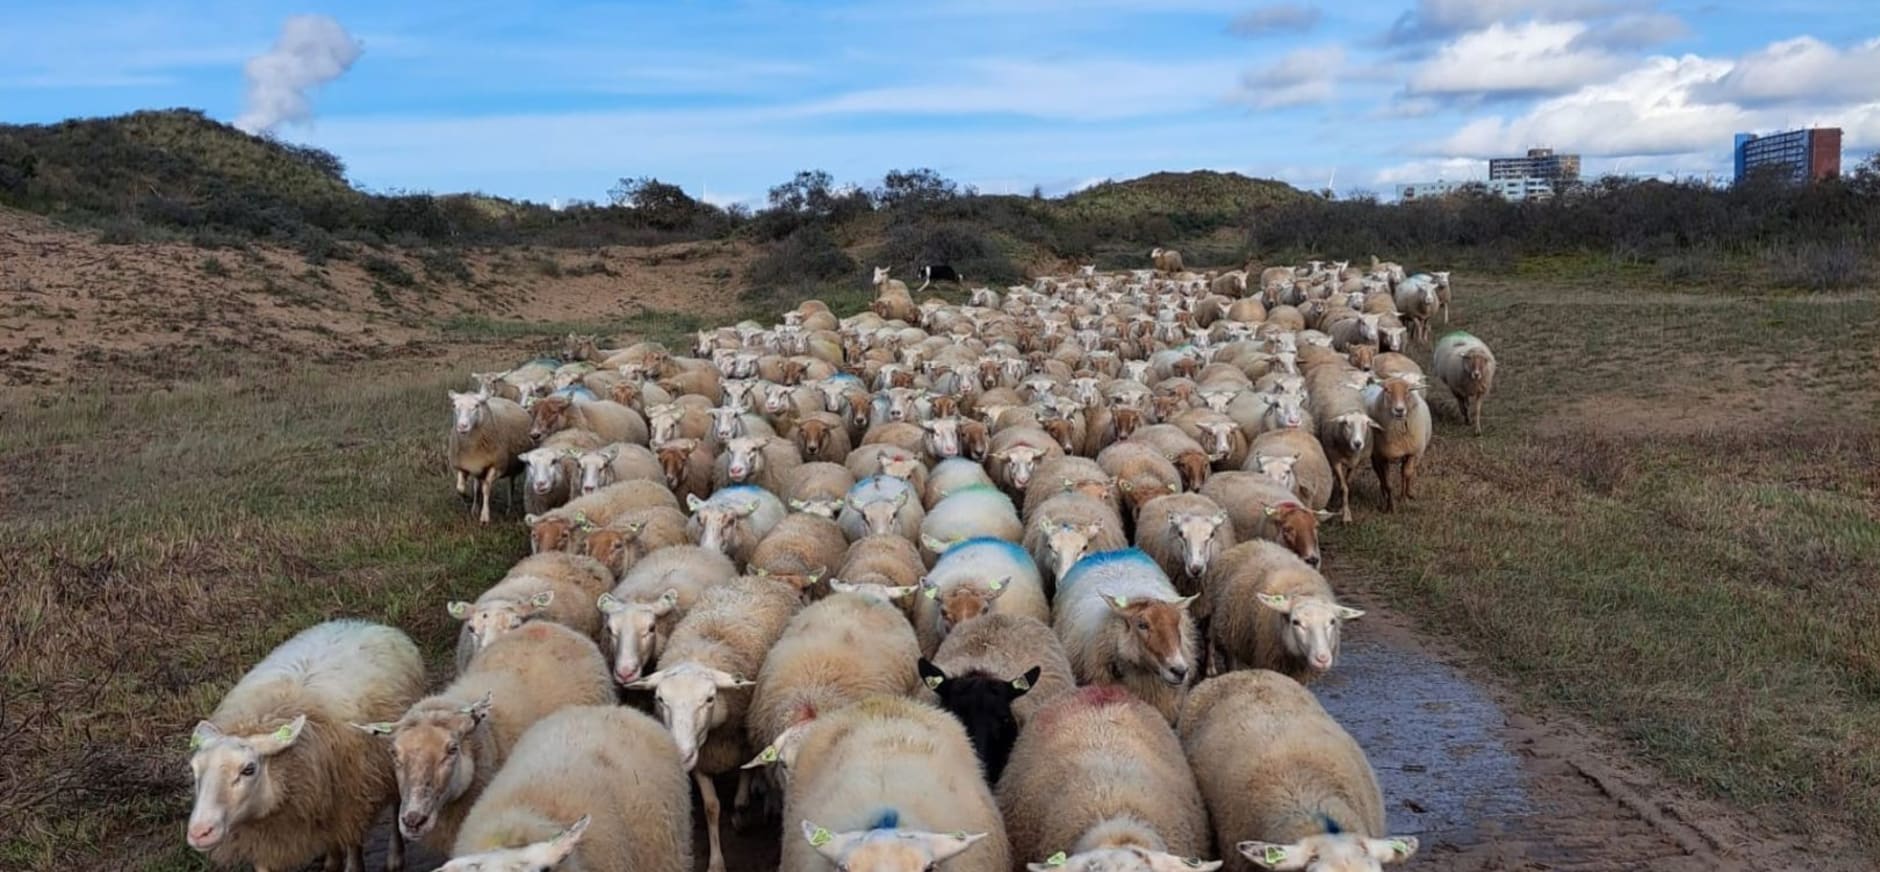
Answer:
[1395,176,1557,202]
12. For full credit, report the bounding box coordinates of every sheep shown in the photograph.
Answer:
[1097,440,1183,525]
[924,457,997,510]
[792,411,854,463]
[186,620,423,872]
[449,390,534,524]
[837,533,929,594]
[655,437,715,505]
[572,442,664,496]
[1362,375,1431,512]
[519,429,606,515]
[450,553,614,669]
[914,537,1050,655]
[782,696,1009,872]
[526,395,649,446]
[1021,492,1129,592]
[1127,424,1213,493]
[1370,352,1421,383]
[625,577,804,872]
[1020,456,1120,525]
[706,403,777,450]
[1135,492,1237,597]
[919,484,1024,563]
[361,621,614,855]
[988,427,1065,496]
[1204,541,1361,683]
[838,474,926,543]
[783,461,858,520]
[527,479,682,554]
[1180,671,1416,872]
[873,266,920,323]
[1392,280,1439,345]
[1052,549,1199,724]
[1433,331,1497,435]
[745,591,922,790]
[1198,471,1331,570]
[712,434,804,497]
[748,512,850,586]
[597,544,740,684]
[1173,407,1251,472]
[1149,247,1186,275]
[863,420,931,458]
[917,614,1074,780]
[845,443,932,497]
[1248,429,1335,511]
[581,506,690,579]
[441,705,692,872]
[646,401,712,444]
[687,486,789,568]
[997,686,1215,872]
[1303,367,1377,524]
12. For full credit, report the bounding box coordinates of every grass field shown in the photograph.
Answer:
[2,277,1877,869]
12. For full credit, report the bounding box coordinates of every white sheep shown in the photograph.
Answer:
[1433,331,1497,435]
[919,484,1024,563]
[1021,492,1129,592]
[597,544,739,684]
[1052,548,1199,724]
[1134,492,1237,596]
[1180,670,1416,872]
[450,552,615,669]
[1204,541,1361,683]
[923,457,997,510]
[914,537,1050,656]
[573,442,665,496]
[527,479,682,554]
[441,705,692,872]
[783,695,1009,872]
[712,434,804,496]
[838,474,926,543]
[449,390,534,524]
[686,486,788,568]
[186,620,423,872]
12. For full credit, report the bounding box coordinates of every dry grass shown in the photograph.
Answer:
[1324,278,1880,846]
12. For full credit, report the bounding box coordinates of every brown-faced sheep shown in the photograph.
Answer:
[526,395,649,446]
[527,479,682,554]
[655,437,716,505]
[1052,549,1199,724]
[581,506,690,579]
[1361,376,1431,513]
[1248,429,1335,511]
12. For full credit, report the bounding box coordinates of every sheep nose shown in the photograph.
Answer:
[400,811,431,833]
[186,823,220,849]
[1168,665,1189,683]
[1305,554,1321,567]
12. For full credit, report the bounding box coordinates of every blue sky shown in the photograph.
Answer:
[1,0,1876,205]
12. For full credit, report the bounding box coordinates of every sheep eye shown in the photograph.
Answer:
[445,743,459,756]
[1135,620,1149,631]
[239,762,257,777]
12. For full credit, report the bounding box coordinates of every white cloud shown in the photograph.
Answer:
[1696,36,1880,106]
[235,16,364,134]
[1386,0,1637,43]
[1231,46,1346,109]
[1227,3,1322,37]
[1408,21,1630,98]
[1438,54,1744,157]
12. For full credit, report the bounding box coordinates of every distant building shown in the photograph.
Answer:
[1489,148,1581,184]
[1734,128,1842,183]
[1395,176,1557,203]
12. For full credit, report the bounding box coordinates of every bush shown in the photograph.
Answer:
[1768,242,1863,291]
[361,254,416,287]
[880,220,1021,285]
[419,248,473,283]
[745,224,857,289]
[200,256,229,277]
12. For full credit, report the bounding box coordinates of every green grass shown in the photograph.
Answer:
[1323,279,1880,846]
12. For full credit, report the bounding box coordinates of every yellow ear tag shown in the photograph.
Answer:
[951,831,967,840]
[1388,840,1412,856]
[1011,676,1030,691]
[273,723,295,742]
[923,586,938,600]
[1264,846,1288,865]
[988,579,1004,591]
[760,746,780,763]
[809,827,833,847]
[188,733,205,751]
[1114,596,1128,607]
[925,675,945,689]
[1044,852,1068,867]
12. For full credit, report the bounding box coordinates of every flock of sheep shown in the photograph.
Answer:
[183,252,1498,872]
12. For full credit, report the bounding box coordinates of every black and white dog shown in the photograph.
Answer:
[917,264,963,291]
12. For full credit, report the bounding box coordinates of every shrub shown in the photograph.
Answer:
[420,248,473,283]
[361,254,416,287]
[1767,242,1863,291]
[199,256,229,277]
[880,220,1021,285]
[745,224,857,288]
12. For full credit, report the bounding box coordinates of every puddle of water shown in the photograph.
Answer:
[1315,629,1534,844]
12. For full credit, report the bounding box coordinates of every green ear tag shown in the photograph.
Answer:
[1011,676,1031,691]
[760,746,780,763]
[924,586,938,600]
[951,831,967,840]
[1388,839,1411,856]
[809,827,833,847]
[273,722,295,742]
[1114,596,1128,607]
[987,579,1003,591]
[188,733,205,751]
[1186,859,1204,868]
[925,675,945,689]
[1044,852,1068,867]
[1264,846,1287,865]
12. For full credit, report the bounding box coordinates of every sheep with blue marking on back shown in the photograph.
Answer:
[1180,670,1417,872]
[1052,548,1200,724]
[919,484,1024,564]
[914,537,1049,656]
[782,695,1009,872]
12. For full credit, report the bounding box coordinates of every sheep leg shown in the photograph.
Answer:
[480,468,498,524]
[1335,466,1353,524]
[730,769,756,832]
[1371,452,1394,512]
[385,814,405,872]
[1401,456,1420,502]
[698,770,727,872]
[455,468,468,497]
[1471,398,1484,436]
[344,841,365,872]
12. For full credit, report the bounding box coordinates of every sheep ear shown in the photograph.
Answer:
[686,494,706,511]
[596,593,627,615]
[524,513,541,525]
[352,721,398,737]
[921,534,949,553]
[714,671,756,690]
[190,721,223,751]
[1173,594,1200,611]
[1364,836,1419,864]
[447,601,473,621]
[1009,666,1042,697]
[883,585,919,603]
[622,670,665,691]
[653,588,681,616]
[1256,593,1293,614]
[742,743,782,769]
[917,658,948,691]
[1239,840,1309,870]
[1102,593,1132,612]
[461,691,494,723]
[788,498,808,510]
[1334,604,1367,621]
[1314,509,1336,521]
[253,714,307,756]
[920,576,939,599]
[527,590,555,611]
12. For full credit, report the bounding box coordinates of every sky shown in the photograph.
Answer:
[1,0,1876,205]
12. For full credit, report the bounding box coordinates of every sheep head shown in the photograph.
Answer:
[449,590,555,650]
[723,436,771,483]
[625,662,752,771]
[1258,590,1362,674]
[800,821,987,872]
[1041,519,1103,578]
[1029,847,1222,872]
[1101,592,1197,686]
[186,715,307,852]
[518,447,573,496]
[447,390,491,436]
[438,816,590,872]
[358,695,491,841]
[525,396,574,441]
[1169,510,1231,579]
[597,589,680,684]
[922,417,962,458]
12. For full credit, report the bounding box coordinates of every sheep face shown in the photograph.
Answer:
[1041,418,1079,454]
[526,515,578,554]
[573,448,620,495]
[917,659,1036,782]
[1199,390,1237,413]
[449,593,553,650]
[1461,351,1493,384]
[1111,408,1145,440]
[928,577,1010,633]
[526,397,574,441]
[853,493,909,536]
[1253,455,1300,491]
[1348,344,1379,370]
[644,405,680,443]
[1259,392,1307,433]
[763,383,795,415]
[1169,512,1231,579]
[583,521,647,573]
[364,702,485,841]
[872,265,892,286]
[628,663,751,772]
[801,822,988,872]
[795,419,832,457]
[655,440,698,490]
[723,436,771,483]
[1000,447,1047,490]
[1042,521,1103,578]
[828,579,918,604]
[1238,834,1417,872]
[815,380,850,413]
[922,417,962,458]
[1372,379,1419,422]
[1378,327,1407,353]
[1102,594,1195,686]
[519,448,572,496]
[1029,847,1222,872]
[1266,503,1325,567]
[438,817,589,872]
[1259,592,1362,674]
[1329,412,1378,460]
[1196,422,1238,460]
[710,405,751,442]
[691,503,751,556]
[448,391,493,436]
[185,717,306,852]
[598,590,678,684]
